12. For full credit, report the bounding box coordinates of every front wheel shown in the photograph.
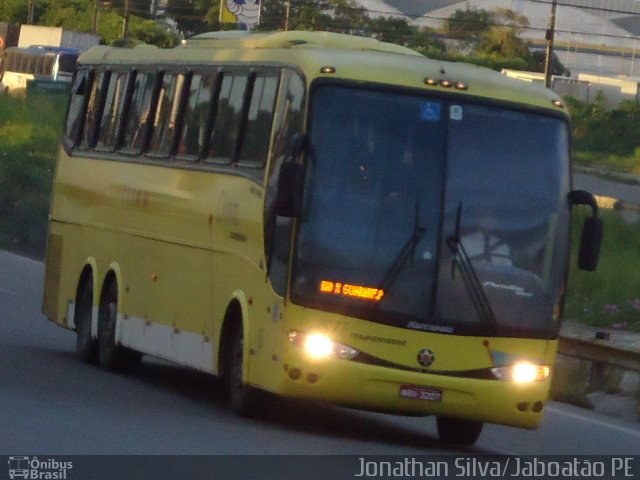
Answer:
[227,324,265,417]
[436,416,484,446]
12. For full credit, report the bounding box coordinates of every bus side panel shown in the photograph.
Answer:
[43,221,106,330]
[42,232,63,322]
[47,150,283,376]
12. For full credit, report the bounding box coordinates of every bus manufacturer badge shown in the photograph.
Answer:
[417,348,435,367]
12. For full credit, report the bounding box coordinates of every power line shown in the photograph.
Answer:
[332,0,640,20]
[89,0,640,44]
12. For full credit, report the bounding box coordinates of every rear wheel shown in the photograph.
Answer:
[98,281,142,373]
[75,277,98,364]
[227,323,264,417]
[436,416,484,446]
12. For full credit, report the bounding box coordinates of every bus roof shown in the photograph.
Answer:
[186,30,422,56]
[77,30,566,114]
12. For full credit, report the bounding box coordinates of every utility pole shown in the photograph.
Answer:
[27,0,35,25]
[284,1,291,31]
[543,0,557,88]
[122,0,130,38]
[92,0,99,35]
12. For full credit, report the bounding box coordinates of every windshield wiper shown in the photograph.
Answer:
[446,202,498,327]
[375,193,426,297]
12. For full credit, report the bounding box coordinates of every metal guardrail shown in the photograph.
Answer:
[558,333,640,373]
[558,322,640,392]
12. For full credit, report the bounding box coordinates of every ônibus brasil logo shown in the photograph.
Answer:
[8,456,72,479]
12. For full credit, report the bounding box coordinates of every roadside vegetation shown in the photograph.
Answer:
[1,0,179,47]
[567,95,640,176]
[0,93,64,258]
[566,209,640,331]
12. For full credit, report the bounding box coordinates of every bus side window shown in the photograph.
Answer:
[264,71,305,295]
[120,71,158,155]
[95,71,131,152]
[80,70,108,150]
[237,74,279,168]
[177,71,218,160]
[25,54,36,74]
[14,53,22,73]
[148,72,187,158]
[64,69,92,148]
[207,73,248,165]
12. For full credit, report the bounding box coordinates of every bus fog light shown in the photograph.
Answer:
[491,363,551,383]
[288,330,359,360]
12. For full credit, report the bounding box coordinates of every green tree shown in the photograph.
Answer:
[330,0,368,34]
[567,95,640,157]
[291,0,332,31]
[38,0,96,33]
[0,0,28,23]
[166,0,213,36]
[369,16,414,45]
[33,0,180,47]
[445,6,493,41]
[254,0,286,31]
[527,50,570,76]
[477,27,528,59]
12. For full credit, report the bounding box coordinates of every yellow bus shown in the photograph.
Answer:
[42,30,601,445]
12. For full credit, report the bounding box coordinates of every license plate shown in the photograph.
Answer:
[399,384,443,402]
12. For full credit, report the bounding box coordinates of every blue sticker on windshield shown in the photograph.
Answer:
[420,102,441,122]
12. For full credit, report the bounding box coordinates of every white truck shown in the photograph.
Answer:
[18,25,99,52]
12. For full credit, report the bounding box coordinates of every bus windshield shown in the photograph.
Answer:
[291,84,571,338]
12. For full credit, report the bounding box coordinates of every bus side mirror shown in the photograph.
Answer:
[275,134,306,218]
[568,190,603,271]
[578,215,603,271]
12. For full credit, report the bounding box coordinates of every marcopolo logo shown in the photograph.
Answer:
[8,456,72,479]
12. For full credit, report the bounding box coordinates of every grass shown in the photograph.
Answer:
[0,93,66,258]
[564,208,640,331]
[574,150,640,176]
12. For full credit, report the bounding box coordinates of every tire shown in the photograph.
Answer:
[436,416,484,446]
[98,281,142,373]
[227,323,264,417]
[75,277,98,364]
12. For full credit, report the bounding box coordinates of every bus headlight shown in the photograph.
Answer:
[288,330,359,360]
[491,362,551,383]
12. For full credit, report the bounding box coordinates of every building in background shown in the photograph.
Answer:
[355,0,640,77]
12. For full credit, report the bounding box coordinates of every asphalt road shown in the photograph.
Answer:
[1,250,638,457]
[574,172,640,205]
